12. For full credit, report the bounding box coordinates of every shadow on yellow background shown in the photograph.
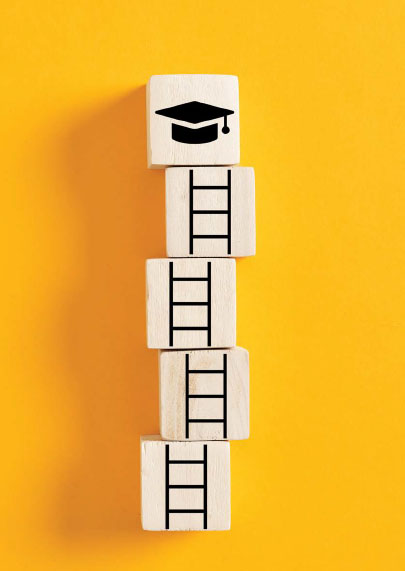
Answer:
[56,88,165,541]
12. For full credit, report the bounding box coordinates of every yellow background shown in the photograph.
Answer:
[2,1,404,569]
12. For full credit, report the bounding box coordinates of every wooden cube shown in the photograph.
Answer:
[146,258,236,349]
[159,347,249,441]
[141,436,230,531]
[147,75,240,169]
[166,166,255,257]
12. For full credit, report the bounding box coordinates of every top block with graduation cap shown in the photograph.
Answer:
[147,75,240,168]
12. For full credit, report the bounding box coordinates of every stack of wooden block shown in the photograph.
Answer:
[141,75,255,531]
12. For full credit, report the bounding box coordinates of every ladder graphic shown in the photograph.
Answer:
[189,169,232,255]
[185,353,228,439]
[169,261,211,347]
[165,443,208,530]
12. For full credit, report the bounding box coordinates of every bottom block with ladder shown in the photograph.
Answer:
[159,347,249,440]
[141,436,230,531]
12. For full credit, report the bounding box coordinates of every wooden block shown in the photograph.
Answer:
[141,436,230,531]
[146,258,236,349]
[147,75,240,169]
[159,347,249,441]
[166,166,255,257]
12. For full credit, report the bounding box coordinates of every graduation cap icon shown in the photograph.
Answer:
[155,101,234,144]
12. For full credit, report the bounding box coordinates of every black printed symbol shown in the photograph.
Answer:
[169,261,211,347]
[155,101,234,144]
[189,169,232,255]
[165,444,208,530]
[185,353,228,439]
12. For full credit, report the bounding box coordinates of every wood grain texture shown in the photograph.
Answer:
[159,347,249,440]
[146,258,236,349]
[147,75,240,168]
[166,166,256,257]
[141,436,231,531]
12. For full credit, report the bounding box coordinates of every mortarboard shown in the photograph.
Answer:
[155,100,234,144]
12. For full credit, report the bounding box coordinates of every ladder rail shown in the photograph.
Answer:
[203,444,208,529]
[165,444,170,529]
[189,169,194,255]
[223,353,228,438]
[207,262,211,346]
[185,354,190,439]
[227,169,232,255]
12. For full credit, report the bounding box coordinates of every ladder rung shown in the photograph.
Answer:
[168,459,205,464]
[192,234,228,239]
[169,509,205,514]
[172,301,208,306]
[172,326,208,331]
[168,484,205,489]
[189,369,225,374]
[188,419,225,423]
[192,210,228,214]
[172,277,208,282]
[192,185,229,190]
[188,394,224,398]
